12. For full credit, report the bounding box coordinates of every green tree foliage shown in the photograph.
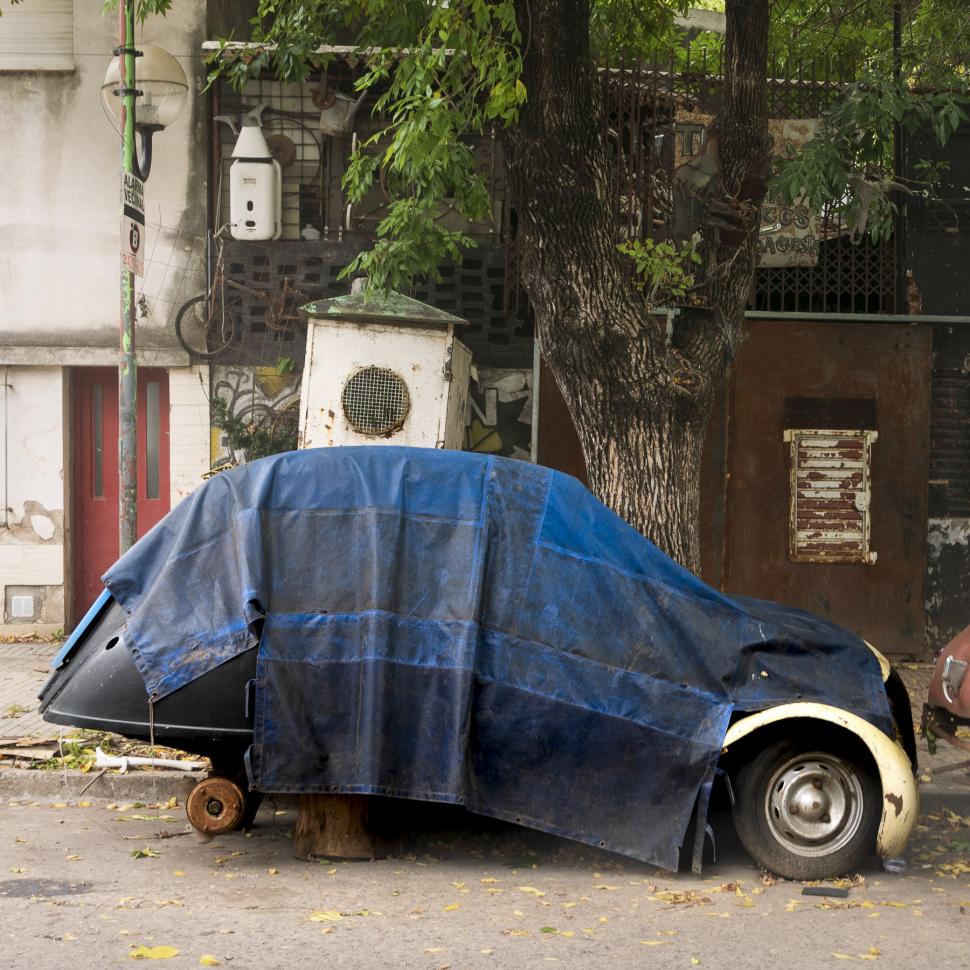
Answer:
[766,0,970,241]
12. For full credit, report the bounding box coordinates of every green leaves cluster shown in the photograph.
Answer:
[208,1,525,293]
[617,237,702,303]
[772,69,969,243]
[210,396,297,462]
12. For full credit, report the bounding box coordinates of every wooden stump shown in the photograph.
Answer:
[293,793,382,860]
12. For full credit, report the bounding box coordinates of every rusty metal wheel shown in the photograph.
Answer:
[185,776,246,836]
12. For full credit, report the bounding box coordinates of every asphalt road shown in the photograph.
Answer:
[1,794,967,970]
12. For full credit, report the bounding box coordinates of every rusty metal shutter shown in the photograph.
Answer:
[0,1,73,71]
[783,428,878,564]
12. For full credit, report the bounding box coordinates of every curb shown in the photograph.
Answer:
[0,767,199,803]
[2,767,968,811]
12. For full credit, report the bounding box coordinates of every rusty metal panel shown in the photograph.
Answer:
[784,429,877,564]
[721,322,932,657]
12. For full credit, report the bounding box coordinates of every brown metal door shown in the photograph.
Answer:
[719,322,932,657]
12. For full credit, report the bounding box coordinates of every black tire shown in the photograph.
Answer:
[175,293,239,360]
[732,735,879,880]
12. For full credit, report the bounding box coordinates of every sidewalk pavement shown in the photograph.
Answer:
[1,641,968,809]
[0,642,60,740]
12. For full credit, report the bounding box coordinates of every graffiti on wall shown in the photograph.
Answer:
[465,367,533,460]
[210,365,302,468]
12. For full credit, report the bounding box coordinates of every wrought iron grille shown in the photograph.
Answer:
[209,47,896,373]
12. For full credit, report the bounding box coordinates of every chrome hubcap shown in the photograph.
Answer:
[765,752,865,857]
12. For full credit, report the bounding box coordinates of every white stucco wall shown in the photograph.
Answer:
[0,0,207,364]
[0,3,213,629]
[0,366,66,628]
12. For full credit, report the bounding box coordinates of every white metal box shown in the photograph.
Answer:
[298,289,472,450]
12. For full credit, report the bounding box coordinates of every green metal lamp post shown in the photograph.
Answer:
[101,2,187,554]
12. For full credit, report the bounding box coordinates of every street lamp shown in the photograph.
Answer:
[101,43,188,181]
[101,1,189,557]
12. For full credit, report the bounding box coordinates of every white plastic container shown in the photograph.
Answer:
[229,124,282,241]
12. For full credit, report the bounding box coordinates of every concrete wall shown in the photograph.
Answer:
[0,3,212,631]
[0,0,207,361]
[0,367,66,628]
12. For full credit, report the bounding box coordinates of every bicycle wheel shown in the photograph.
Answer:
[175,294,239,360]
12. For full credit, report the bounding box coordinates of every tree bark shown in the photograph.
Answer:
[507,0,769,572]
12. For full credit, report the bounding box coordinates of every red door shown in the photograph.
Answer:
[72,368,170,624]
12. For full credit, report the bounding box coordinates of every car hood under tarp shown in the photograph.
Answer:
[103,446,892,871]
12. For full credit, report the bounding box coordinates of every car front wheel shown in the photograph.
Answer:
[732,737,879,880]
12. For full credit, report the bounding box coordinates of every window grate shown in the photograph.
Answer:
[784,428,878,565]
[342,366,411,436]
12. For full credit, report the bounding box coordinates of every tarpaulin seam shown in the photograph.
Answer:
[512,468,554,631]
[534,537,748,608]
[471,674,733,738]
[262,609,730,705]
[255,506,481,525]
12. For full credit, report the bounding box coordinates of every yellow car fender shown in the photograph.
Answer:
[723,702,918,859]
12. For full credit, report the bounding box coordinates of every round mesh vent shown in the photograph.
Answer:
[341,366,411,436]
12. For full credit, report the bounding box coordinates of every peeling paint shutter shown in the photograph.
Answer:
[0,1,73,71]
[784,428,878,564]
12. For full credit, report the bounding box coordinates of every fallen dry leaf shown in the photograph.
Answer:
[129,945,180,960]
[517,886,545,897]
[199,957,221,967]
[443,903,460,912]
[308,911,343,922]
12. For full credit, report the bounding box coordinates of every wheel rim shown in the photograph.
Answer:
[764,751,866,858]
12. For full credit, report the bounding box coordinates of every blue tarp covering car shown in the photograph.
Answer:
[86,446,893,872]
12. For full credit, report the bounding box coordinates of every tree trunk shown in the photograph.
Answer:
[507,0,769,573]
[293,794,382,860]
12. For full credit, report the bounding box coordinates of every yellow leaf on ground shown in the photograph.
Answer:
[481,949,494,955]
[831,955,854,961]
[308,911,343,922]
[518,886,545,897]
[785,900,799,912]
[423,948,444,954]
[199,957,221,967]
[172,871,185,877]
[443,903,461,912]
[691,959,701,966]
[129,945,180,960]
[560,931,575,938]
[266,869,278,875]
[481,877,499,884]
[639,941,668,946]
